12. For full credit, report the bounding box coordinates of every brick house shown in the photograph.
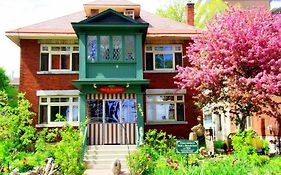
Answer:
[6,0,201,145]
[5,0,280,148]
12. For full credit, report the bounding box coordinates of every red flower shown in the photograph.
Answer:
[171,165,175,169]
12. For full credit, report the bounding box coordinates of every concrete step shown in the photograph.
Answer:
[87,145,137,150]
[85,159,128,169]
[86,149,135,155]
[85,153,129,159]
[84,145,135,170]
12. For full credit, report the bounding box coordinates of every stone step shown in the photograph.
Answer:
[85,159,128,169]
[87,145,137,150]
[87,149,136,155]
[85,153,129,159]
[84,145,135,170]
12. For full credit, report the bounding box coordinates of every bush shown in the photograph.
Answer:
[127,129,281,175]
[231,129,268,156]
[0,92,85,174]
[127,148,154,175]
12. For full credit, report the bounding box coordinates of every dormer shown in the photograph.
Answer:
[84,0,140,19]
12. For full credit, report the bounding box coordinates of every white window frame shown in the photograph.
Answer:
[145,45,182,71]
[40,45,79,73]
[146,94,185,123]
[38,96,79,127]
[124,10,134,19]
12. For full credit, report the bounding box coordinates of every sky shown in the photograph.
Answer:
[0,0,169,79]
[1,0,280,79]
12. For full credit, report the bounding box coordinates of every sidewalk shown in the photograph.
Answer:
[85,169,130,175]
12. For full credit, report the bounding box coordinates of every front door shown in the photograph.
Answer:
[87,97,137,145]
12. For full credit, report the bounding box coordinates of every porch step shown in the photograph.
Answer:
[84,145,136,170]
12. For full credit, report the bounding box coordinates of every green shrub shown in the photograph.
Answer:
[0,92,85,174]
[214,140,225,149]
[127,147,154,175]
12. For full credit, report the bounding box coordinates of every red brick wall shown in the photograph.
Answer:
[143,40,201,138]
[19,39,78,125]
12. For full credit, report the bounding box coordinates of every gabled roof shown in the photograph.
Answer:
[76,8,140,25]
[6,6,200,45]
[72,8,149,37]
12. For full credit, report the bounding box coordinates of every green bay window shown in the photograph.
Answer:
[87,35,135,62]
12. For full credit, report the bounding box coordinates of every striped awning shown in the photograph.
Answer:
[86,93,136,100]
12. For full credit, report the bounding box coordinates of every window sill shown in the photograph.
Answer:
[36,122,79,128]
[145,121,188,125]
[87,61,136,64]
[144,70,178,73]
[37,71,79,75]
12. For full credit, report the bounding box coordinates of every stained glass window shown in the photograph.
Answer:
[112,36,122,60]
[87,36,97,62]
[125,36,135,61]
[100,36,110,61]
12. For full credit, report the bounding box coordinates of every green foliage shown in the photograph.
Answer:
[194,0,227,29]
[0,91,36,151]
[0,68,18,107]
[0,92,85,174]
[231,129,268,156]
[52,125,86,175]
[155,0,227,29]
[127,129,280,175]
[127,148,154,175]
[214,140,225,149]
[156,0,186,23]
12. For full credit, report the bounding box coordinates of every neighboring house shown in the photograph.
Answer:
[6,0,201,145]
[9,77,19,88]
[224,0,270,9]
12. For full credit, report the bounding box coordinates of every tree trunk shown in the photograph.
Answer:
[237,104,252,131]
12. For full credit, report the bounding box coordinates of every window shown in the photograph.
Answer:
[87,35,135,62]
[87,99,136,123]
[145,45,182,71]
[40,45,79,72]
[39,96,79,124]
[124,10,134,19]
[146,95,185,122]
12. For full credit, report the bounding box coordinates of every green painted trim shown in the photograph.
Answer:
[136,93,144,146]
[79,93,86,125]
[73,78,149,84]
[79,34,86,78]
[135,34,143,79]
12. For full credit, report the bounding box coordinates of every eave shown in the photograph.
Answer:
[5,32,77,46]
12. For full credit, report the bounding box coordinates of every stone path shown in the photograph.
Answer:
[85,169,130,175]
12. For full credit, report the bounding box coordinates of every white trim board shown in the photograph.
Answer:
[36,90,80,96]
[146,89,186,94]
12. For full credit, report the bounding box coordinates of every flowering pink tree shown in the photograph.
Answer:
[174,7,281,131]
